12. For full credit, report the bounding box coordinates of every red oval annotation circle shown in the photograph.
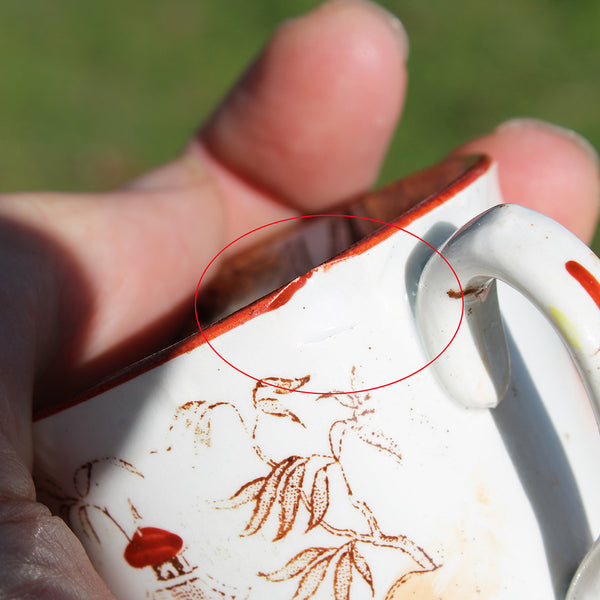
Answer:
[194,215,464,395]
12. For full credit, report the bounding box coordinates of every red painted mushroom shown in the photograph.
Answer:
[124,527,190,581]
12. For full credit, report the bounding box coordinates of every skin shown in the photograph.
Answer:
[0,1,598,598]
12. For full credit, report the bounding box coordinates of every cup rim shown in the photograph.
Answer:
[34,154,493,421]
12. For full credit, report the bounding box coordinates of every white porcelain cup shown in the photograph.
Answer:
[33,156,600,599]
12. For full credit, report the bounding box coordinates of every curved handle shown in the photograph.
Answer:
[416,203,600,599]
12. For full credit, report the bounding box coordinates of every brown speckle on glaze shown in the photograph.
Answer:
[446,286,484,300]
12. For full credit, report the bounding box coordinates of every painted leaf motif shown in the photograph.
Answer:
[333,551,353,600]
[73,457,143,499]
[353,425,403,464]
[316,391,362,410]
[194,408,214,446]
[255,376,311,397]
[307,466,329,531]
[172,400,207,429]
[214,477,266,510]
[260,547,331,582]
[379,533,436,570]
[329,421,347,462]
[275,458,307,540]
[202,402,234,442]
[173,400,214,445]
[174,401,243,448]
[256,398,304,426]
[339,393,364,410]
[292,553,333,600]
[350,544,374,594]
[129,499,142,521]
[78,506,100,543]
[74,463,92,498]
[243,457,296,536]
[108,458,143,477]
[253,376,310,425]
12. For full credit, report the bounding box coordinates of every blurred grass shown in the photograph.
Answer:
[1,0,599,247]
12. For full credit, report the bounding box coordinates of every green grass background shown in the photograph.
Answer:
[1,0,599,247]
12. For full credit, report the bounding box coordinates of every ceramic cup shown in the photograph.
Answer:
[33,156,600,599]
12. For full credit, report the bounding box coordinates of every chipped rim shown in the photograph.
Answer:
[34,154,493,421]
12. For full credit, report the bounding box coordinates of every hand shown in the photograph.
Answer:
[0,1,598,598]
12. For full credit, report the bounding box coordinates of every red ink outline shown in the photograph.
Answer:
[195,215,464,395]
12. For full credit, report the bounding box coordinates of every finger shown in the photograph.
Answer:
[0,433,115,599]
[136,0,408,232]
[0,1,408,402]
[0,4,409,597]
[197,0,408,214]
[452,118,600,243]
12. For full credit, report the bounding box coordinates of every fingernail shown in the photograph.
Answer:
[497,118,599,167]
[310,0,410,60]
[352,0,410,59]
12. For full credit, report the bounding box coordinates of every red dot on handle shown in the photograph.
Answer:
[565,260,600,310]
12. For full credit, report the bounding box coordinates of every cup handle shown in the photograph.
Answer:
[416,203,600,599]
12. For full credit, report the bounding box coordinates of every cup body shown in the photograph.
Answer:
[33,156,600,599]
